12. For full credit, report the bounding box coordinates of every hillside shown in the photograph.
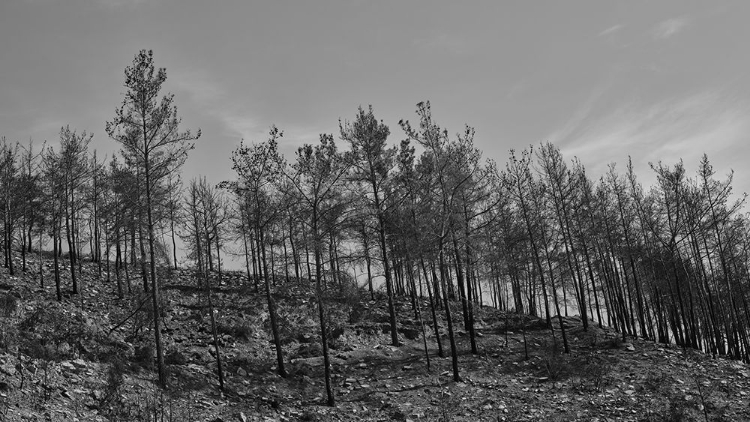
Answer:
[0,255,749,421]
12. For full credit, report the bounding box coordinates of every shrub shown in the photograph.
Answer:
[540,339,571,380]
[133,344,154,369]
[99,358,126,411]
[0,318,18,351]
[217,321,251,342]
[165,348,187,366]
[604,335,624,349]
[664,393,691,422]
[0,293,18,318]
[18,304,124,363]
[573,354,612,392]
[326,279,362,307]
[18,306,78,361]
[275,303,317,346]
[642,370,669,394]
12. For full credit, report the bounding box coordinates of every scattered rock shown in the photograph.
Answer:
[296,343,322,358]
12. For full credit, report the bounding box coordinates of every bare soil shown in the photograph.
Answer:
[0,258,748,421]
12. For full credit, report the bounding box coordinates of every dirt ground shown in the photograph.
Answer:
[0,260,749,421]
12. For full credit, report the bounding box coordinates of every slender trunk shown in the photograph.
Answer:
[38,227,43,288]
[549,180,587,330]
[105,226,111,283]
[303,227,313,283]
[242,221,252,285]
[144,154,166,388]
[123,229,131,294]
[411,261,431,371]
[259,226,286,378]
[210,233,225,391]
[517,185,551,328]
[439,238,460,382]
[170,209,178,269]
[288,215,300,282]
[362,227,374,300]
[54,217,61,301]
[21,217,26,272]
[282,236,290,284]
[206,232,214,272]
[373,187,398,346]
[249,226,259,291]
[461,203,478,355]
[312,208,334,406]
[65,198,76,293]
[115,227,123,299]
[537,210,570,353]
[138,222,149,292]
[451,233,471,332]
[421,256,444,357]
[328,231,338,286]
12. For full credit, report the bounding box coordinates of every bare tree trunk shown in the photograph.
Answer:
[420,257,443,357]
[288,215,300,282]
[241,220,252,285]
[65,198,77,294]
[38,227,43,288]
[53,218,61,301]
[170,212,178,269]
[115,227,123,299]
[144,156,166,388]
[439,239,460,382]
[362,228,374,299]
[310,208,334,406]
[258,227,286,378]
[209,233,225,391]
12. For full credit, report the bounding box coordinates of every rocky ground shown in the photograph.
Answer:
[0,255,749,421]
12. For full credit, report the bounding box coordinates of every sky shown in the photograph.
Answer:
[1,0,749,206]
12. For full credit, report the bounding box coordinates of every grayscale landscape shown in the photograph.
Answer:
[0,1,749,421]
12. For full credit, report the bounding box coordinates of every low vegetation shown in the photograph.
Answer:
[0,253,748,421]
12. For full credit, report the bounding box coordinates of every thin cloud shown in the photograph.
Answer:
[550,90,749,189]
[505,79,527,100]
[653,16,690,40]
[546,80,612,144]
[598,24,624,37]
[170,69,259,140]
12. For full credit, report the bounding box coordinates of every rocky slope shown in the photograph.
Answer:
[0,256,748,421]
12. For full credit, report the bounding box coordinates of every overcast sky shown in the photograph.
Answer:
[1,0,748,198]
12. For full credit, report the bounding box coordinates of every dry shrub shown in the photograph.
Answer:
[18,305,111,361]
[216,320,252,342]
[132,343,154,369]
[539,339,572,380]
[0,293,18,318]
[99,358,127,413]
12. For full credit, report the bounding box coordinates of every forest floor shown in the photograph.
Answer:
[0,255,749,421]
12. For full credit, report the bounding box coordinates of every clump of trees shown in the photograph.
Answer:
[2,50,749,403]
